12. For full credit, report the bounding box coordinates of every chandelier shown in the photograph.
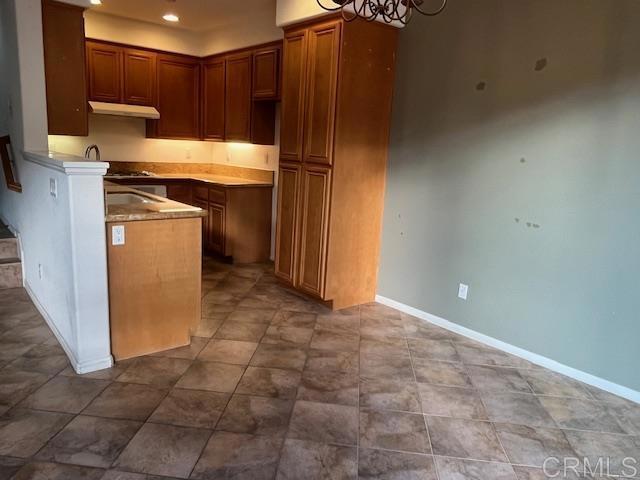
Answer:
[316,0,448,25]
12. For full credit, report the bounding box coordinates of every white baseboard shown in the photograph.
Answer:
[376,294,640,405]
[24,281,113,374]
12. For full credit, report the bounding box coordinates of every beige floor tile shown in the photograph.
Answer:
[191,431,282,480]
[287,400,358,445]
[21,376,109,414]
[83,382,167,421]
[175,360,244,393]
[276,438,357,480]
[149,389,229,429]
[358,448,437,479]
[236,366,301,399]
[113,423,210,478]
[216,394,293,437]
[198,339,258,365]
[360,410,430,453]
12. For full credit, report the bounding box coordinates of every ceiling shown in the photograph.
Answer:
[87,0,277,32]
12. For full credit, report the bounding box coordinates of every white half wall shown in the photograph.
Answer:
[0,0,112,373]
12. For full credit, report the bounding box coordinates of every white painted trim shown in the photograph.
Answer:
[23,150,109,175]
[376,294,640,405]
[24,281,114,374]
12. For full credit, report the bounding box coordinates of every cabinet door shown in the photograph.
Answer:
[297,165,331,298]
[279,30,308,162]
[202,57,225,141]
[193,199,209,249]
[154,54,200,139]
[42,0,88,136]
[123,48,156,106]
[225,52,252,141]
[303,21,341,165]
[166,183,192,204]
[275,162,302,285]
[86,41,123,103]
[208,204,226,255]
[252,46,280,100]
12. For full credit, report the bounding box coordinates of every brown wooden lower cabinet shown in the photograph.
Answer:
[220,187,272,263]
[274,162,301,284]
[191,198,209,249]
[167,183,192,204]
[109,178,272,263]
[275,163,332,300]
[208,203,225,255]
[107,217,201,360]
[297,165,331,298]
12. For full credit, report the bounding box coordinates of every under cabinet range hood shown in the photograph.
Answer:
[88,101,160,120]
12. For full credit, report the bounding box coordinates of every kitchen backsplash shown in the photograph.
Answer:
[48,114,279,172]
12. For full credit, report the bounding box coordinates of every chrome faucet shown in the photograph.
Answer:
[84,144,101,161]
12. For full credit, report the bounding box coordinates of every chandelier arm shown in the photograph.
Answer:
[341,6,358,22]
[315,0,446,23]
[316,0,352,13]
[348,0,377,22]
[411,0,447,16]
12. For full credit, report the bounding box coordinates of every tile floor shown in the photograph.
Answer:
[0,258,639,479]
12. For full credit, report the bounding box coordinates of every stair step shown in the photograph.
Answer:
[0,257,20,265]
[0,261,22,289]
[0,238,18,260]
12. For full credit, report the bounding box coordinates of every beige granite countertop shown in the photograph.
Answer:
[158,173,273,187]
[105,172,273,187]
[104,183,207,222]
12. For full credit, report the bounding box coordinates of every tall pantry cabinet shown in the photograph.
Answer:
[274,17,398,310]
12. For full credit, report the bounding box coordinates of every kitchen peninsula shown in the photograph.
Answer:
[104,183,206,360]
[107,162,274,264]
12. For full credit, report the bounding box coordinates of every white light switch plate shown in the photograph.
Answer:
[458,283,469,300]
[112,225,125,246]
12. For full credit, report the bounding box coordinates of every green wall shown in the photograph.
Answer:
[379,0,640,391]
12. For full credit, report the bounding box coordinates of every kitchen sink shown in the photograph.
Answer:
[106,192,156,205]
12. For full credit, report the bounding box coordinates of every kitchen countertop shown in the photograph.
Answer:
[105,172,273,187]
[104,183,207,222]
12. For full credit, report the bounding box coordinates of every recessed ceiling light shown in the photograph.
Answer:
[162,13,179,22]
[90,0,102,4]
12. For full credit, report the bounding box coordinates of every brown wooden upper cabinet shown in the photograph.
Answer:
[123,48,156,106]
[274,17,399,309]
[150,54,201,140]
[42,0,88,136]
[86,40,156,107]
[303,22,341,165]
[224,52,252,142]
[253,45,281,100]
[279,30,308,162]
[86,41,122,103]
[65,33,281,143]
[202,56,225,141]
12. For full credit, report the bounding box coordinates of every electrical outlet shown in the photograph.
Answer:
[38,263,43,280]
[185,148,191,160]
[49,178,57,198]
[112,225,125,246]
[458,283,469,300]
[264,152,269,164]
